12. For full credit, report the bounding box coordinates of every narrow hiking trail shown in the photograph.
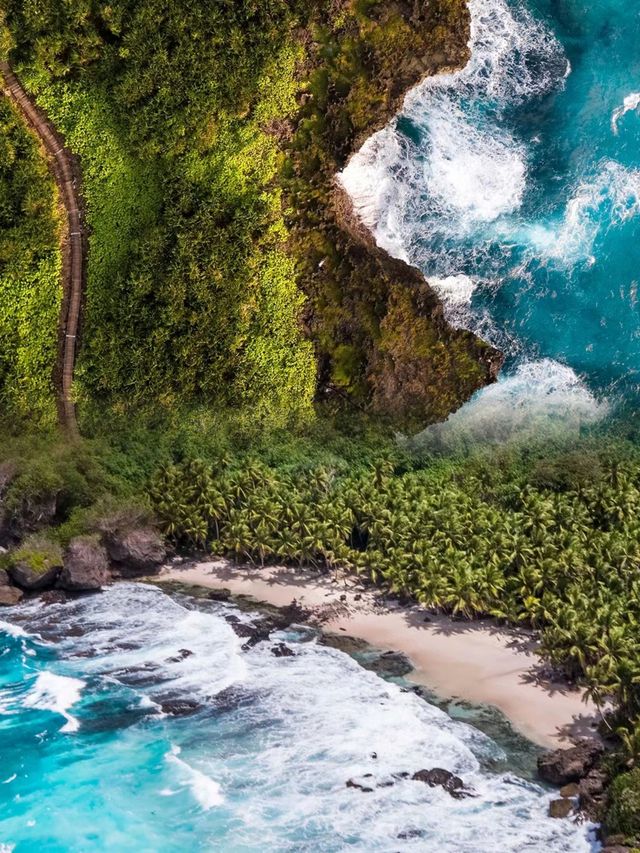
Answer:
[1,61,84,436]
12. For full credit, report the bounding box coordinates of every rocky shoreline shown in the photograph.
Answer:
[0,549,627,847]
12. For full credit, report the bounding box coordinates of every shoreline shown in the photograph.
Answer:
[158,559,600,750]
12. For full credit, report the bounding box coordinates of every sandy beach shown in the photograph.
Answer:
[158,559,600,749]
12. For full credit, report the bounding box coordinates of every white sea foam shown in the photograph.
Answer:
[166,745,224,810]
[1,584,597,850]
[525,161,640,266]
[423,104,526,224]
[0,620,28,638]
[611,91,640,134]
[429,273,477,306]
[340,0,566,244]
[413,359,609,450]
[23,672,85,733]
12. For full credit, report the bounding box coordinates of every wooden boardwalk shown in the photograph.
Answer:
[1,61,84,437]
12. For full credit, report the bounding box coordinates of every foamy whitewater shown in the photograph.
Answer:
[0,584,596,851]
[340,0,640,440]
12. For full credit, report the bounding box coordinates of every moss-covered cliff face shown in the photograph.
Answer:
[286,0,502,429]
[1,0,500,433]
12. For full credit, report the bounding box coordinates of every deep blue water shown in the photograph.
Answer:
[0,585,595,851]
[342,0,640,440]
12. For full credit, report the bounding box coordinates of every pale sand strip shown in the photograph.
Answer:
[159,560,600,749]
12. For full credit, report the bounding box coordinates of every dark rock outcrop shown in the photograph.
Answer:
[271,643,295,658]
[105,527,166,576]
[207,588,232,601]
[40,589,68,606]
[58,536,110,591]
[537,740,604,786]
[412,768,473,799]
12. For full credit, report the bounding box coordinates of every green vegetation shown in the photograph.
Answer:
[0,94,61,426]
[2,0,493,430]
[8,533,62,575]
[147,430,640,769]
[606,767,640,839]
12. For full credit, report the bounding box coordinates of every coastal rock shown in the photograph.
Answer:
[8,552,62,590]
[537,740,604,786]
[0,584,23,606]
[271,643,295,658]
[372,650,413,678]
[559,783,581,798]
[40,589,68,606]
[105,527,166,576]
[58,536,110,591]
[158,697,203,716]
[579,768,606,797]
[549,798,574,819]
[412,768,472,799]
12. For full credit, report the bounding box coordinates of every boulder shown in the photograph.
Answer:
[105,527,166,576]
[0,568,10,586]
[537,740,604,786]
[560,783,581,798]
[58,536,110,591]
[0,585,23,606]
[412,768,473,799]
[549,798,574,819]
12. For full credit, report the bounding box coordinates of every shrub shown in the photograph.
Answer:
[607,767,640,839]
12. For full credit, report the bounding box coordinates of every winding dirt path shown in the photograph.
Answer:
[1,61,84,437]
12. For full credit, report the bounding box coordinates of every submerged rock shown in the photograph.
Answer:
[537,740,604,786]
[368,649,413,678]
[58,535,110,591]
[105,527,166,576]
[346,777,375,793]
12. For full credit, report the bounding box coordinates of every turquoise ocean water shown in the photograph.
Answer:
[0,585,595,851]
[341,0,640,441]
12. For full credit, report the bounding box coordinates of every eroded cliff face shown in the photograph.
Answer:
[285,0,502,430]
